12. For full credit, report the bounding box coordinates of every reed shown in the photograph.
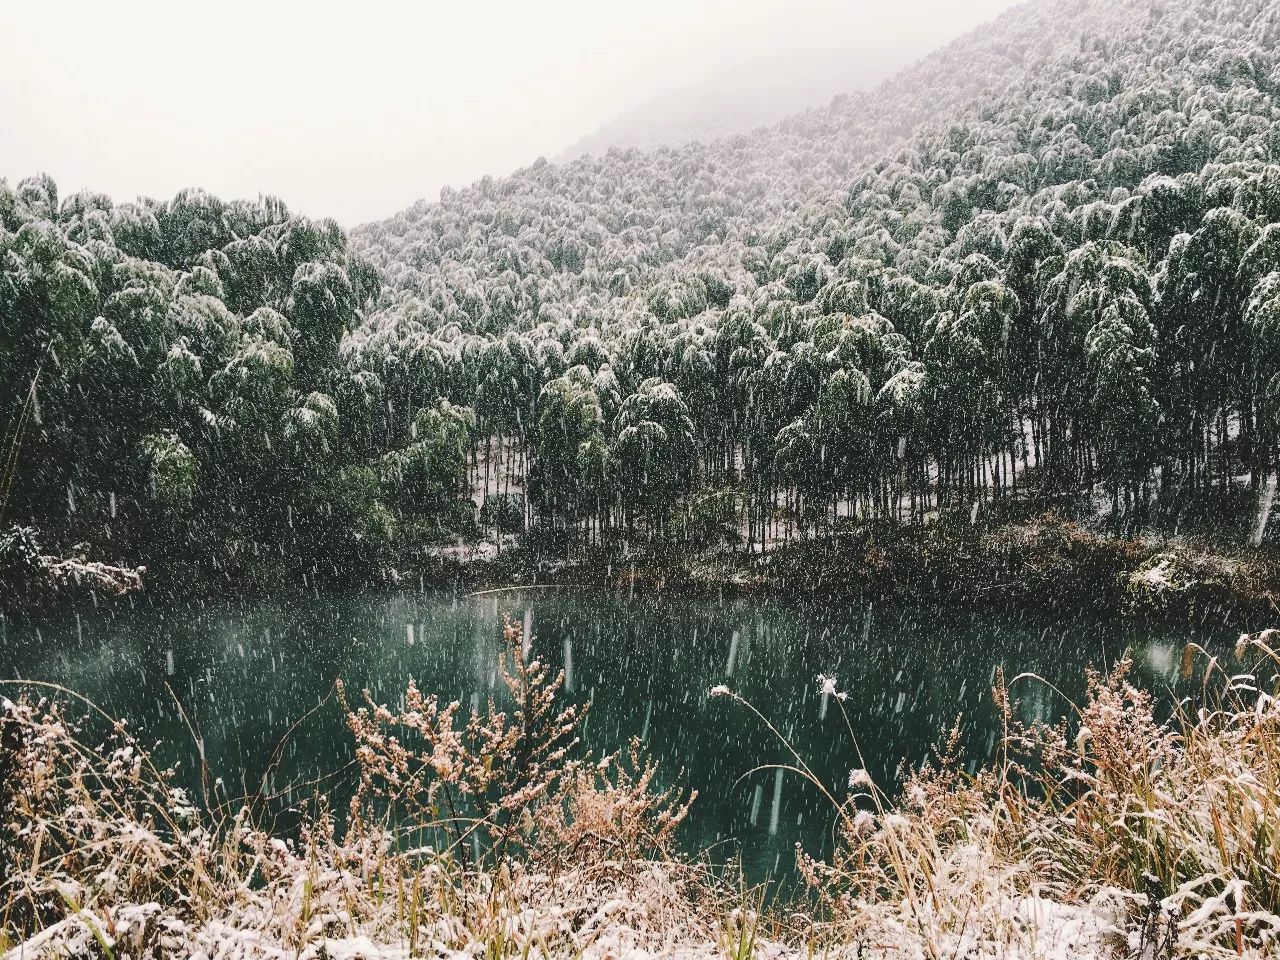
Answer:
[0,620,720,959]
[716,634,1280,959]
[3,625,1280,958]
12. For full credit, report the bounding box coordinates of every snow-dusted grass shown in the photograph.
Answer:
[775,633,1280,959]
[3,623,1280,958]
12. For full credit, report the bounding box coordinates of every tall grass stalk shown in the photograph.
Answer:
[5,624,1280,957]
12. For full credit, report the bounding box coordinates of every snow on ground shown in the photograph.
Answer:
[0,890,1128,960]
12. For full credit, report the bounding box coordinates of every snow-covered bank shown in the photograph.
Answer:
[428,515,1280,629]
[0,525,144,612]
[0,889,1119,959]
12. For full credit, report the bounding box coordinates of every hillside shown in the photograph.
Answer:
[347,0,1280,542]
[554,48,910,160]
[3,0,1280,590]
[351,0,1094,335]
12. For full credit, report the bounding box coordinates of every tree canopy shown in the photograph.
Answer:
[5,0,1280,579]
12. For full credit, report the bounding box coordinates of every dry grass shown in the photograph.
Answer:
[0,620,727,960]
[3,620,1280,958]
[753,634,1280,959]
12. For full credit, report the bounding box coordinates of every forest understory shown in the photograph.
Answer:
[435,511,1280,626]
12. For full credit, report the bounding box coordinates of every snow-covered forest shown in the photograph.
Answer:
[4,0,1280,584]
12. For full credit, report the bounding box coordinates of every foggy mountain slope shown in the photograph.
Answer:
[348,0,1118,330]
[554,48,911,161]
[335,0,1280,543]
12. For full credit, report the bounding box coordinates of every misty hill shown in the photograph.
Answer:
[555,48,910,161]
[345,0,1280,534]
[3,0,1280,581]
[350,0,1093,330]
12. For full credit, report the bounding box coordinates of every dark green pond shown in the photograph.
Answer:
[0,589,1234,880]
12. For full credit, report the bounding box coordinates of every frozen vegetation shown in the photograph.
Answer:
[3,0,1280,593]
[4,621,1280,958]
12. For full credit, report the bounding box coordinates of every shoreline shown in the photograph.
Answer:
[416,515,1280,630]
[10,515,1279,631]
[6,620,1280,959]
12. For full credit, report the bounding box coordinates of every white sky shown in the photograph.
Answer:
[0,0,1019,227]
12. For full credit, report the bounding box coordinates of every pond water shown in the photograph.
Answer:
[0,588,1235,882]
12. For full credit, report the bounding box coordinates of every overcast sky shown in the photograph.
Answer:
[1,0,1019,227]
